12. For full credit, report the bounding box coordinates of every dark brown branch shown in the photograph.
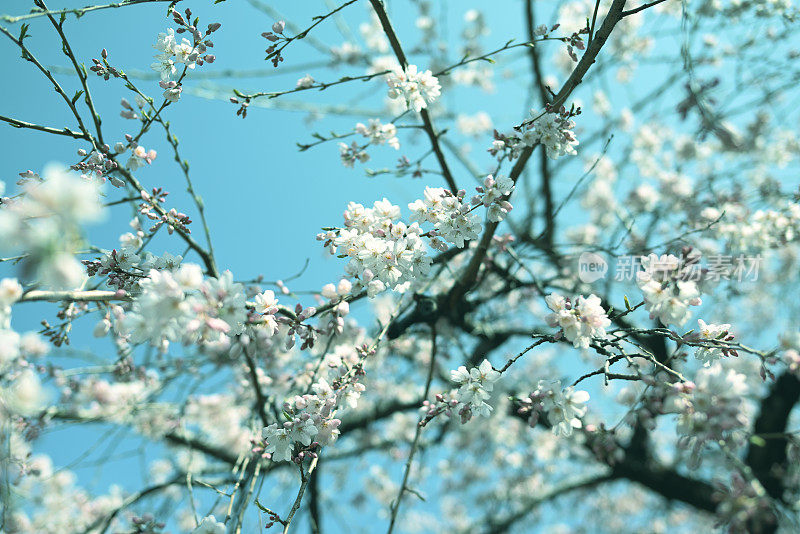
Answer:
[609,456,717,512]
[483,475,615,533]
[745,372,800,500]
[510,402,718,516]
[164,432,241,465]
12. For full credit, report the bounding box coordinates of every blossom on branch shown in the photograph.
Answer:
[520,110,579,159]
[450,359,501,422]
[524,380,591,437]
[544,293,611,349]
[636,253,705,326]
[386,64,441,112]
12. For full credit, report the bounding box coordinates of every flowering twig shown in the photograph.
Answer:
[262,0,360,67]
[367,0,457,193]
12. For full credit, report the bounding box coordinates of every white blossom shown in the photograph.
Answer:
[0,166,103,290]
[520,110,579,159]
[296,74,315,89]
[669,363,749,464]
[531,380,590,436]
[636,254,704,326]
[2,369,47,417]
[356,119,400,149]
[545,293,610,349]
[408,187,482,248]
[126,145,157,171]
[0,278,23,327]
[450,359,501,421]
[386,65,441,112]
[120,267,248,349]
[192,515,226,534]
[320,198,431,297]
[472,174,514,222]
[151,28,196,81]
[339,142,370,167]
[694,319,734,365]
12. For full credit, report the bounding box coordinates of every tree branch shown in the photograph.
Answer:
[0,0,171,24]
[0,114,89,139]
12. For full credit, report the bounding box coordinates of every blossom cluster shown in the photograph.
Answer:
[355,119,400,150]
[87,225,182,291]
[700,201,800,253]
[636,253,706,326]
[117,265,248,350]
[319,279,353,334]
[151,29,195,81]
[318,199,431,297]
[714,473,776,534]
[692,319,736,366]
[471,174,515,222]
[0,277,23,329]
[2,367,48,419]
[544,293,611,349]
[338,141,370,168]
[456,111,493,137]
[668,363,749,464]
[4,452,124,533]
[126,144,158,171]
[319,180,520,297]
[192,515,226,534]
[520,380,591,436]
[0,167,103,290]
[782,331,800,379]
[449,359,501,422]
[150,10,219,101]
[69,148,122,186]
[261,376,362,463]
[253,288,280,335]
[386,64,441,112]
[408,187,482,248]
[66,374,163,429]
[519,109,579,159]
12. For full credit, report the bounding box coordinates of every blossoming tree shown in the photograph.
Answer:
[1,0,799,532]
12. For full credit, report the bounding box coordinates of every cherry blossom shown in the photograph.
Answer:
[386,64,441,112]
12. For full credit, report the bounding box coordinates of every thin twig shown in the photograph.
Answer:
[0,0,170,23]
[386,325,438,534]
[0,114,89,139]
